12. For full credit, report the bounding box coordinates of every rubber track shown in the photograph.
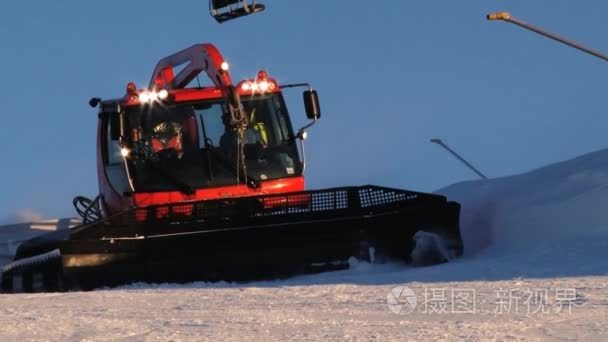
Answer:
[1,249,64,293]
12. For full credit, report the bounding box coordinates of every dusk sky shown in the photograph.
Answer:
[1,1,607,220]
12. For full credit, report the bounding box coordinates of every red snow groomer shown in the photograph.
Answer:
[1,44,462,292]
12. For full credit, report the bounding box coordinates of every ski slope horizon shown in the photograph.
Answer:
[2,147,607,340]
[2,146,607,282]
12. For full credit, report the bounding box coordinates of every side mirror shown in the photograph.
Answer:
[89,97,101,108]
[303,90,321,120]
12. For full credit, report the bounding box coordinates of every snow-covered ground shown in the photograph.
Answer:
[1,150,608,340]
[1,277,605,341]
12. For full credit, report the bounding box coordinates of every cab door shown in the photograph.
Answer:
[97,103,132,215]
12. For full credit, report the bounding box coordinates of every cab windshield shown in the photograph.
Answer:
[124,93,302,193]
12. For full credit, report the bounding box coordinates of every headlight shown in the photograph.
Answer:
[120,147,130,157]
[258,81,269,92]
[139,92,151,103]
[158,89,169,100]
[138,90,169,104]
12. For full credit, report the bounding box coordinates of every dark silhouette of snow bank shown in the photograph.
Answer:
[0,218,79,267]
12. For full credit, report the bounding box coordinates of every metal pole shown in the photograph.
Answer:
[430,138,488,180]
[487,12,608,63]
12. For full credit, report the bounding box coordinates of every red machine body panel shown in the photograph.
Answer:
[132,176,305,207]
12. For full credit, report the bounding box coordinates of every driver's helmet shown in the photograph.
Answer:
[150,121,183,153]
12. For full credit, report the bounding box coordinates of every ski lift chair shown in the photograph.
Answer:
[209,0,265,23]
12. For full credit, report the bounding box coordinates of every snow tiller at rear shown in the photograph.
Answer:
[1,44,463,293]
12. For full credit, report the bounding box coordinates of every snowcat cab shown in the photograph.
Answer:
[1,43,463,293]
[210,0,265,23]
[92,44,317,217]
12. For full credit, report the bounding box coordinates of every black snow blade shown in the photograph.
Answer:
[1,185,462,292]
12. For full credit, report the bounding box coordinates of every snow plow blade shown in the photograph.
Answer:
[1,185,462,292]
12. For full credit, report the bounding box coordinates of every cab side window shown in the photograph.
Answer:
[106,114,122,165]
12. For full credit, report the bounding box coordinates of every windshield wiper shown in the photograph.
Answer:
[199,114,215,181]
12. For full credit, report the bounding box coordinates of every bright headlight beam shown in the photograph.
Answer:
[120,147,130,157]
[139,90,169,103]
[258,81,269,92]
[139,92,150,103]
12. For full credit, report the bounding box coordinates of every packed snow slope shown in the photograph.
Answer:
[1,149,607,340]
[433,147,608,281]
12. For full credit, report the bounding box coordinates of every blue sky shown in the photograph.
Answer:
[1,1,607,220]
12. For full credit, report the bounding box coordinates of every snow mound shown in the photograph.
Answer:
[426,148,608,280]
[272,148,608,285]
[438,148,608,254]
[0,218,79,267]
[410,231,451,266]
